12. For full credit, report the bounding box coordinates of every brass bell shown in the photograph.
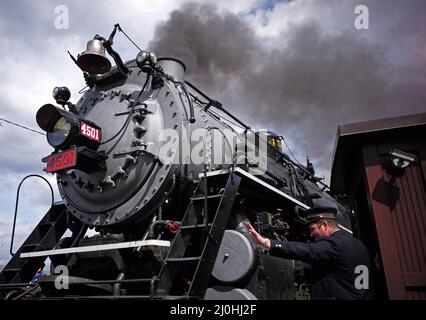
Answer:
[76,39,111,75]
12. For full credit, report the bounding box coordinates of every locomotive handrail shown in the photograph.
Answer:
[180,81,195,123]
[10,174,54,256]
[184,80,251,129]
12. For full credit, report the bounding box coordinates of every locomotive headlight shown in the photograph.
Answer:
[47,116,74,148]
[36,104,101,151]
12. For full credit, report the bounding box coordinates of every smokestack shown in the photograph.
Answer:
[157,57,186,81]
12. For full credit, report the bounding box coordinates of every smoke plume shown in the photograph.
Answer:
[149,1,426,177]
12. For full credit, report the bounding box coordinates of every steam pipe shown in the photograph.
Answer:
[113,272,125,296]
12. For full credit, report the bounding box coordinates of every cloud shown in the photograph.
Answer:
[148,0,426,179]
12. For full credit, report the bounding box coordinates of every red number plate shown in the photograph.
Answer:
[80,121,100,142]
[46,148,77,173]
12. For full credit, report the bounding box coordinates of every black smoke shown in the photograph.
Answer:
[149,2,255,86]
[149,1,426,176]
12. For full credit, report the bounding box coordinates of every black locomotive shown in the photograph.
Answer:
[0,25,353,300]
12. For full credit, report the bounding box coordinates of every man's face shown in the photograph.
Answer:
[308,221,327,240]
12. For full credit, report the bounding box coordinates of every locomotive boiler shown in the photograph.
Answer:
[0,24,353,300]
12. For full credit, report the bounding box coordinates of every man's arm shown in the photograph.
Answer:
[246,221,337,263]
[269,239,337,263]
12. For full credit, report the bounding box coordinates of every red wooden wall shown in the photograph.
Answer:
[362,141,426,299]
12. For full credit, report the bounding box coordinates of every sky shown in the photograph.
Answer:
[0,0,425,269]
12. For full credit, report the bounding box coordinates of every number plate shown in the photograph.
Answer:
[80,121,100,142]
[46,148,77,173]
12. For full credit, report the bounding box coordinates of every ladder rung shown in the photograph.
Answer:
[1,268,21,273]
[179,223,213,230]
[156,295,197,300]
[166,256,201,263]
[20,243,41,252]
[22,242,41,248]
[191,194,223,201]
[38,222,53,227]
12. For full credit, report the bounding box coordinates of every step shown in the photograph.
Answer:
[37,223,53,234]
[38,222,53,228]
[20,243,41,252]
[179,223,213,230]
[1,268,21,273]
[166,256,201,263]
[155,295,196,300]
[191,194,223,201]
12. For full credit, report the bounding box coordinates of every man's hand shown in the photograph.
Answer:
[245,221,271,249]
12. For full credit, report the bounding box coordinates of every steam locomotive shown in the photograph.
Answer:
[0,25,353,300]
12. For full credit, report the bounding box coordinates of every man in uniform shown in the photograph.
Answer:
[246,206,374,300]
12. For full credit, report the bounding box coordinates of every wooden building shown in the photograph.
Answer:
[330,112,426,299]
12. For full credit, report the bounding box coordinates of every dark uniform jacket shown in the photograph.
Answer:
[270,229,373,300]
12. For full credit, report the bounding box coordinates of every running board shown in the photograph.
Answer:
[20,240,170,258]
[200,168,353,234]
[200,167,309,208]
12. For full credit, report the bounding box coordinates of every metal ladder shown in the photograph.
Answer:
[0,203,68,284]
[155,172,241,298]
